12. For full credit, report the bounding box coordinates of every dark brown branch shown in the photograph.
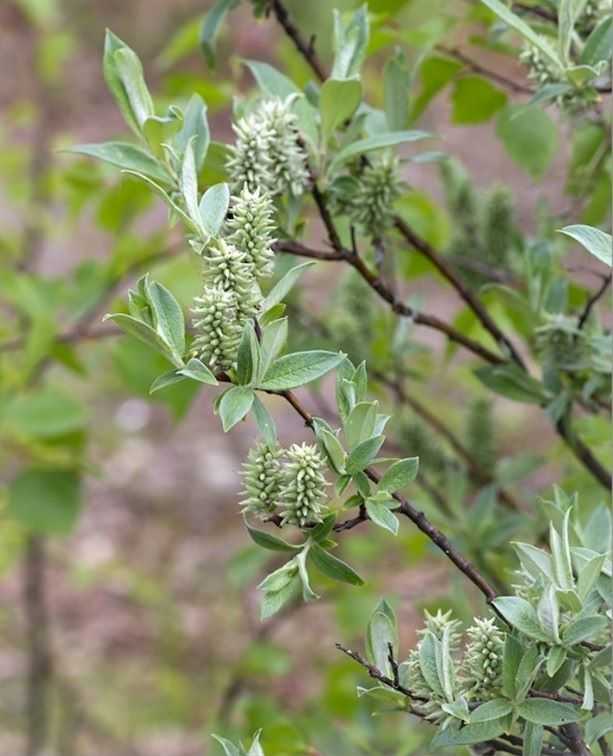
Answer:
[556,414,611,490]
[577,274,611,331]
[437,45,533,95]
[270,0,326,82]
[335,643,417,700]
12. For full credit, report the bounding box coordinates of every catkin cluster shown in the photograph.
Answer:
[191,160,277,371]
[348,154,404,236]
[462,617,505,699]
[227,97,309,196]
[240,441,328,527]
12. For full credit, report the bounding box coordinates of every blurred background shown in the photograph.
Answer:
[0,0,610,754]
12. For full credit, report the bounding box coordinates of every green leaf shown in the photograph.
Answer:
[378,458,419,493]
[145,277,186,357]
[296,548,317,601]
[2,388,87,439]
[474,364,547,404]
[346,435,385,475]
[513,542,554,582]
[261,318,288,376]
[502,634,523,699]
[479,0,562,69]
[550,513,574,591]
[262,262,316,312]
[200,0,240,67]
[586,712,613,745]
[244,59,299,98]
[260,574,300,619]
[177,357,218,385]
[451,76,507,124]
[252,396,277,446]
[496,105,557,179]
[236,322,260,386]
[577,553,606,600]
[559,224,612,267]
[522,722,544,756]
[103,31,143,136]
[431,717,509,747]
[246,731,264,756]
[181,139,205,234]
[411,56,462,120]
[8,468,82,535]
[211,734,241,756]
[320,78,362,142]
[259,351,343,391]
[309,543,364,586]
[559,0,588,64]
[366,607,397,675]
[318,428,347,474]
[517,699,581,726]
[384,48,410,131]
[365,498,399,535]
[218,386,255,432]
[581,16,613,65]
[344,401,377,450]
[562,615,608,646]
[331,5,369,80]
[113,45,154,129]
[245,522,300,552]
[103,313,184,368]
[330,130,431,173]
[493,597,550,641]
[470,699,513,723]
[149,370,186,394]
[546,646,567,678]
[174,94,210,169]
[199,182,229,237]
[68,142,170,184]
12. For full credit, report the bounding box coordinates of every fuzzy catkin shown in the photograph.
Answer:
[483,186,514,267]
[240,443,284,520]
[191,286,242,371]
[280,443,328,528]
[466,399,496,477]
[225,186,277,278]
[348,154,403,235]
[226,98,309,197]
[462,617,505,700]
[201,237,263,321]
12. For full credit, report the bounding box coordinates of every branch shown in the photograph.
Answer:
[270,0,325,82]
[577,274,611,331]
[437,45,533,95]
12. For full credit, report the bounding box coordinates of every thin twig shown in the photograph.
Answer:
[577,274,611,331]
[437,45,533,95]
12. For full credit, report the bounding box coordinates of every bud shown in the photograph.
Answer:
[463,617,505,700]
[280,443,328,527]
[191,286,242,371]
[227,98,309,197]
[348,154,404,236]
[201,237,263,321]
[226,185,277,278]
[240,443,284,520]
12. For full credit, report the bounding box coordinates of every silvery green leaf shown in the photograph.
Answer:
[218,386,255,432]
[582,666,594,711]
[475,364,548,404]
[330,130,431,173]
[493,597,549,642]
[318,428,347,474]
[261,318,288,376]
[586,712,613,745]
[309,543,364,586]
[512,542,554,582]
[236,322,261,386]
[114,46,154,129]
[546,645,567,678]
[577,553,607,600]
[559,224,612,267]
[68,142,171,184]
[419,633,444,697]
[344,401,377,450]
[144,277,186,357]
[365,498,398,535]
[346,435,385,475]
[550,516,574,591]
[562,615,608,646]
[558,0,589,65]
[245,522,299,552]
[246,731,264,756]
[261,262,316,312]
[331,5,369,79]
[181,139,206,235]
[296,547,318,601]
[260,574,300,620]
[103,30,142,135]
[174,93,210,168]
[320,78,362,141]
[199,182,229,237]
[366,607,396,676]
[522,722,544,756]
[252,396,277,446]
[537,585,560,642]
[103,313,184,368]
[308,514,336,543]
[378,458,419,493]
[259,351,343,391]
[470,699,513,723]
[244,59,300,98]
[581,16,613,65]
[502,635,523,699]
[430,717,509,747]
[516,699,581,726]
[384,48,410,131]
[211,734,242,756]
[149,370,186,394]
[177,358,218,385]
[441,698,471,723]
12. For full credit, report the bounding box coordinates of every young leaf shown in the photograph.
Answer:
[199,182,230,237]
[330,130,431,173]
[245,522,300,552]
[103,313,184,368]
[175,93,210,168]
[236,322,260,386]
[586,712,613,745]
[218,386,255,432]
[309,543,364,586]
[177,358,218,385]
[244,59,299,99]
[252,396,277,446]
[320,78,362,142]
[378,458,419,493]
[474,364,547,404]
[502,634,523,699]
[331,5,369,80]
[260,575,301,620]
[470,699,513,723]
[346,435,385,475]
[365,498,399,535]
[562,615,608,646]
[261,262,316,312]
[366,608,396,675]
[516,699,581,726]
[69,142,170,184]
[211,734,241,756]
[296,547,318,601]
[103,31,143,136]
[430,718,509,747]
[546,646,567,678]
[149,370,186,394]
[559,224,612,267]
[581,16,613,66]
[113,46,154,129]
[384,48,410,131]
[200,0,240,67]
[259,351,343,391]
[492,597,550,641]
[522,722,544,756]
[260,318,288,376]
[145,278,186,357]
[181,140,205,234]
[318,428,347,474]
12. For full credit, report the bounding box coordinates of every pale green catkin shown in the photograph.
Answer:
[466,399,496,477]
[225,186,277,278]
[482,186,514,267]
[348,153,404,236]
[191,286,242,372]
[536,314,589,371]
[240,443,284,520]
[201,237,263,321]
[462,617,505,700]
[280,443,328,528]
[226,98,309,197]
